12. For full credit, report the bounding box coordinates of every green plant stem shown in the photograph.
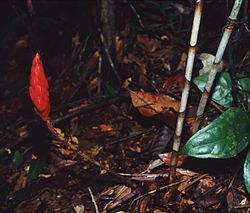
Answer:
[169,0,203,182]
[192,0,244,134]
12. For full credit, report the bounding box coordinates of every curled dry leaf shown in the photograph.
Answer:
[140,195,152,213]
[128,89,180,117]
[177,198,194,205]
[99,124,113,132]
[29,53,50,121]
[176,168,198,176]
[103,185,132,211]
[198,53,225,75]
[158,152,187,167]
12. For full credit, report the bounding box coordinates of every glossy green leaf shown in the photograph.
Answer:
[180,108,250,158]
[238,78,250,93]
[193,72,233,107]
[12,151,23,170]
[243,150,250,194]
[28,159,45,181]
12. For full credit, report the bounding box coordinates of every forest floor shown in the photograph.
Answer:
[0,1,249,212]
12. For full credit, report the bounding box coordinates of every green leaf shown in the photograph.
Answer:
[238,78,250,109]
[12,151,23,170]
[243,150,250,194]
[28,159,45,181]
[180,108,250,158]
[193,72,233,107]
[238,78,250,93]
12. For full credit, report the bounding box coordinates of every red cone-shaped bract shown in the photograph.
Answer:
[29,53,50,121]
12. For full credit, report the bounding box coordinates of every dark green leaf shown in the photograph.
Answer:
[193,72,233,107]
[180,108,250,158]
[28,159,45,181]
[243,150,250,194]
[12,151,23,170]
[238,78,250,93]
[238,78,250,109]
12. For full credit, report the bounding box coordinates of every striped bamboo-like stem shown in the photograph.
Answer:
[169,0,203,182]
[192,0,244,134]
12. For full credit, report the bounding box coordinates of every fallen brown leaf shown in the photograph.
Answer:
[163,72,185,91]
[99,124,113,132]
[177,198,195,205]
[12,171,28,193]
[128,89,180,117]
[140,195,152,213]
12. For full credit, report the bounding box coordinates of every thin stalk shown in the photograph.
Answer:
[169,0,203,182]
[192,0,244,134]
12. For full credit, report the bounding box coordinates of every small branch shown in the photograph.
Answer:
[128,2,145,28]
[118,172,168,181]
[88,187,99,213]
[132,180,185,202]
[98,27,122,84]
[97,52,102,96]
[52,94,128,125]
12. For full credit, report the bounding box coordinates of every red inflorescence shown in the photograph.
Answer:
[29,53,50,121]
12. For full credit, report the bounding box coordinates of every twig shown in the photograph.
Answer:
[192,0,244,133]
[209,100,225,113]
[132,180,185,202]
[52,94,128,125]
[97,52,102,96]
[106,127,154,146]
[128,2,145,28]
[98,27,122,84]
[169,0,203,182]
[118,172,168,181]
[233,204,250,209]
[88,187,99,213]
